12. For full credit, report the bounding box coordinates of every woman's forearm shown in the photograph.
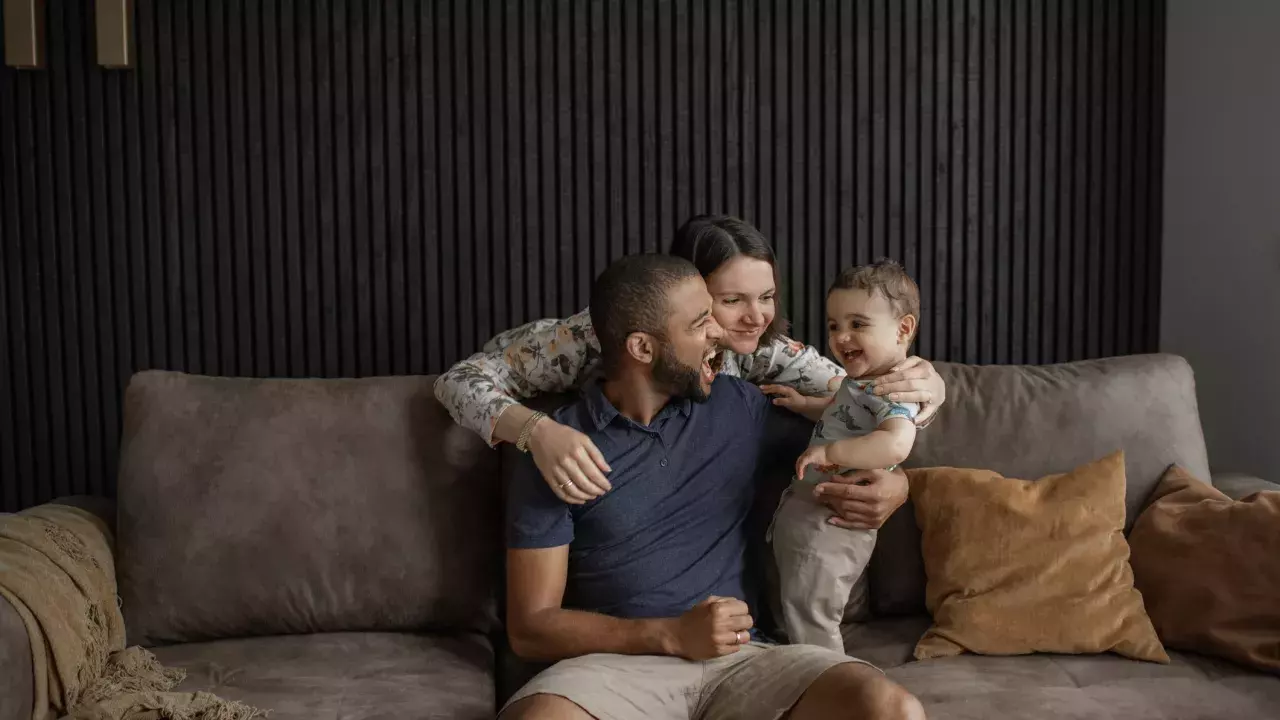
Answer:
[433,356,520,446]
[493,403,538,446]
[434,309,601,447]
[747,336,845,397]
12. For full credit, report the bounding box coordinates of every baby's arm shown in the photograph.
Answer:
[795,417,917,480]
[826,417,917,468]
[794,398,833,423]
[759,384,832,422]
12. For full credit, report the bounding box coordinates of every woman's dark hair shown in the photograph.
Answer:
[667,214,788,345]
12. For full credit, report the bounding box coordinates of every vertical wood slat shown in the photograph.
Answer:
[0,0,1166,511]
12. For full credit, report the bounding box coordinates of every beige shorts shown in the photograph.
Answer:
[499,642,876,720]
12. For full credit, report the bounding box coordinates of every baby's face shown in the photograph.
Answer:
[826,288,910,379]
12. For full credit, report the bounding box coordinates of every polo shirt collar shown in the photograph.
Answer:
[582,380,692,433]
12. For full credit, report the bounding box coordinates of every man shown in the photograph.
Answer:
[501,254,926,720]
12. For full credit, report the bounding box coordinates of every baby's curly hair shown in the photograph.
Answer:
[829,259,920,339]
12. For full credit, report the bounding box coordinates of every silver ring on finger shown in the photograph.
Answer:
[736,630,748,645]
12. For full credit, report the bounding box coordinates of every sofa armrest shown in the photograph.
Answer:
[0,594,33,720]
[48,495,116,530]
[0,496,113,720]
[1213,473,1280,501]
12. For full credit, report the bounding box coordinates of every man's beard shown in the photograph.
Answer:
[653,343,711,403]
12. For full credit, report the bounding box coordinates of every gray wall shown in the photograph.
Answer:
[1162,0,1280,481]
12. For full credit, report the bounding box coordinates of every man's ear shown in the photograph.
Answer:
[898,314,918,346]
[625,332,657,365]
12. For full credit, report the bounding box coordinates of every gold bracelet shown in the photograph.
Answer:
[516,411,548,453]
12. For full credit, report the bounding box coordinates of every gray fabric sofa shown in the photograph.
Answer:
[3,354,1278,719]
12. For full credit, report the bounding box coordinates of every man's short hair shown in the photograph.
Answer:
[830,259,921,335]
[590,254,702,374]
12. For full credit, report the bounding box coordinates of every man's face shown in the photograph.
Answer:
[651,277,725,401]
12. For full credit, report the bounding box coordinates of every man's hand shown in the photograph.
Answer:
[529,418,612,504]
[663,596,754,660]
[813,467,909,530]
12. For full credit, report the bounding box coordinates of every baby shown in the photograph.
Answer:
[769,259,922,652]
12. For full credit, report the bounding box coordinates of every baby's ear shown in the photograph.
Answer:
[898,314,918,345]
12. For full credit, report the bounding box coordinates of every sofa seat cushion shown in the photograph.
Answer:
[890,654,1280,720]
[149,631,494,720]
[841,614,934,669]
[843,617,1280,719]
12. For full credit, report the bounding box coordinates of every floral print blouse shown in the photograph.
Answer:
[433,308,846,446]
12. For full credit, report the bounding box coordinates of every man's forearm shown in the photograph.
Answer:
[510,607,676,662]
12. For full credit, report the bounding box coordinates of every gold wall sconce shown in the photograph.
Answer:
[96,0,133,69]
[4,0,132,70]
[3,0,44,69]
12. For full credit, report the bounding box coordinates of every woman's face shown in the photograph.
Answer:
[704,256,777,355]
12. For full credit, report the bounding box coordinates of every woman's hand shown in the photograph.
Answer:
[812,467,909,530]
[870,356,947,425]
[528,418,612,504]
[760,384,831,422]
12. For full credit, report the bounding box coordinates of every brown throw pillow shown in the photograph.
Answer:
[1129,465,1280,675]
[909,451,1169,663]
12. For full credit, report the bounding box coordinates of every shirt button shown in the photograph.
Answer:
[660,458,669,467]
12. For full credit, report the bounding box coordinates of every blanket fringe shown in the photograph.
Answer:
[77,648,187,706]
[152,692,269,720]
[2,507,269,720]
[68,648,268,720]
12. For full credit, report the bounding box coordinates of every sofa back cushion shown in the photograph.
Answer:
[117,370,500,646]
[870,353,1211,616]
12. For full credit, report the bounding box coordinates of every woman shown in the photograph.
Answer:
[434,214,946,514]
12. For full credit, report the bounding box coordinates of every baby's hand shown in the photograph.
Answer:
[795,445,839,482]
[760,384,831,420]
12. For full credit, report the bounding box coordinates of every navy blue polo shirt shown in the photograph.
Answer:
[507,375,772,620]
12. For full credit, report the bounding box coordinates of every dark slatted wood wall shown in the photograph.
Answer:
[0,0,1165,511]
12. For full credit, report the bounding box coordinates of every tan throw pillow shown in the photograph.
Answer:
[1129,465,1280,675]
[908,451,1169,663]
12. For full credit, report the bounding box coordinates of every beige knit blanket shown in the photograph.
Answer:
[0,503,266,720]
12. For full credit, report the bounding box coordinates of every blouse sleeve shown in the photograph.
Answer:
[432,309,602,446]
[736,334,845,397]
